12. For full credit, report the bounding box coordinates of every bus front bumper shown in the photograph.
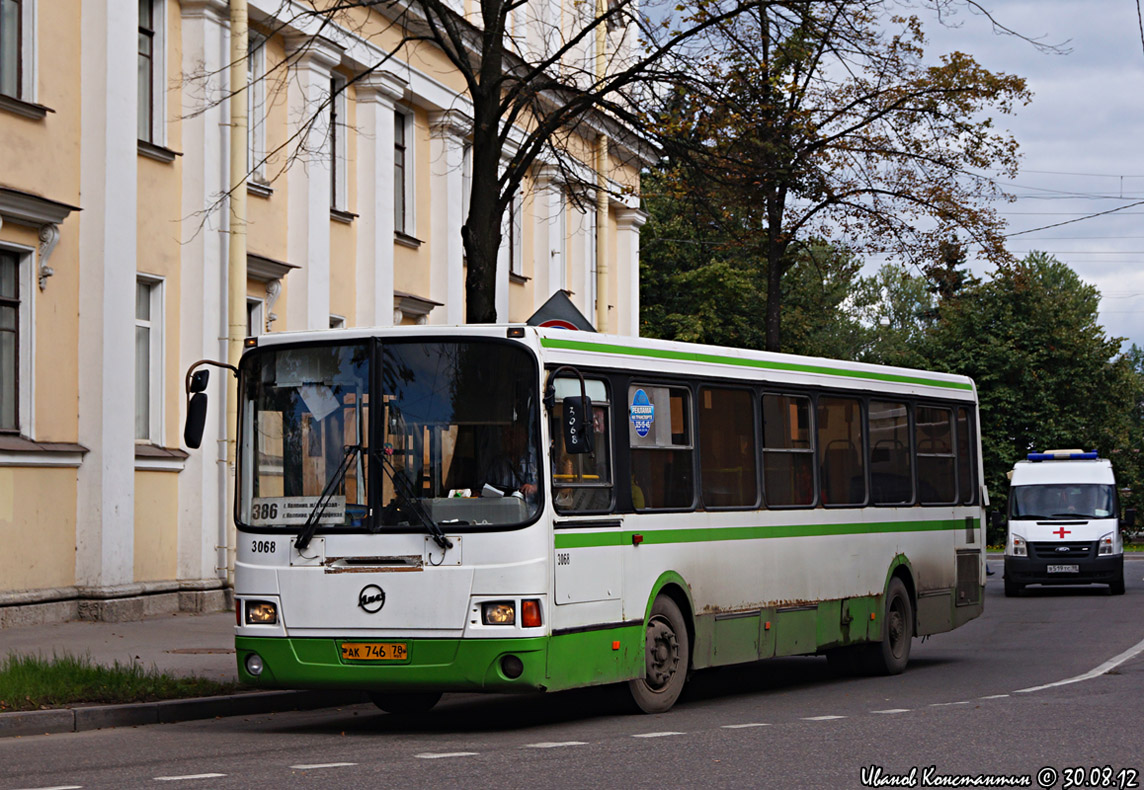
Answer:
[236,635,551,693]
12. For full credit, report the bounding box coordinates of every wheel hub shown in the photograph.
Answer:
[645,617,679,688]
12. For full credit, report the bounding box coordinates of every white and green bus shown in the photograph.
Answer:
[186,325,986,714]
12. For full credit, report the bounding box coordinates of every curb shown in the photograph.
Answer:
[0,689,370,738]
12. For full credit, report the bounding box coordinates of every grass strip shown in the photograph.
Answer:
[0,652,244,712]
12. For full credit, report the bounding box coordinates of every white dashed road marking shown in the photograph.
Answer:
[979,694,1009,700]
[415,752,479,759]
[524,742,588,748]
[801,715,846,721]
[632,731,685,738]
[154,775,227,782]
[929,701,971,707]
[871,709,910,714]
[721,723,771,729]
[290,763,358,769]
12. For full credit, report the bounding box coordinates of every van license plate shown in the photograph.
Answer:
[1047,564,1079,573]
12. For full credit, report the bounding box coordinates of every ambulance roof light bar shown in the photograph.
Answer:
[1027,450,1099,461]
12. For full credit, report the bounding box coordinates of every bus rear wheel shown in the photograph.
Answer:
[861,577,913,675]
[627,595,689,713]
[368,691,442,715]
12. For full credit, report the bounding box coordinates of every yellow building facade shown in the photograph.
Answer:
[0,0,647,625]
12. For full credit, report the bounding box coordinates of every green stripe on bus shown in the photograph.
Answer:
[540,337,974,391]
[554,519,967,549]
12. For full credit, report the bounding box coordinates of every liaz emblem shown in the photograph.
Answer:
[358,584,386,613]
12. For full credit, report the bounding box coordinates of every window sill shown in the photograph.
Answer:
[135,443,189,472]
[0,435,88,468]
[395,231,423,249]
[509,272,530,285]
[331,207,358,224]
[0,94,53,121]
[248,180,273,198]
[138,140,181,163]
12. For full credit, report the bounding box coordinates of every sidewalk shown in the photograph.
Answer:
[0,611,365,738]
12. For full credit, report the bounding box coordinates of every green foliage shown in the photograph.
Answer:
[922,252,1144,515]
[0,652,242,712]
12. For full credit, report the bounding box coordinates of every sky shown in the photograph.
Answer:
[871,0,1144,351]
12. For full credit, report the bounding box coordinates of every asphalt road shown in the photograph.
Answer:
[4,558,1144,790]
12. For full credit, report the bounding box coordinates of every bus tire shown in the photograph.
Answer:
[862,577,913,676]
[368,691,442,715]
[627,595,689,714]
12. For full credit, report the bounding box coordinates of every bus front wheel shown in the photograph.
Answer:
[627,595,690,713]
[368,691,442,715]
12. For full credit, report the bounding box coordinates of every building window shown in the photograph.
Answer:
[507,188,523,277]
[137,0,164,143]
[0,0,23,99]
[135,277,163,442]
[246,298,264,337]
[0,249,19,431]
[329,75,347,210]
[394,108,408,234]
[329,314,345,329]
[247,31,266,182]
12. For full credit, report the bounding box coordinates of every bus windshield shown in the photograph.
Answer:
[238,339,541,533]
[1010,484,1116,520]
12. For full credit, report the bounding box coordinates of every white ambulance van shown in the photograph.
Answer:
[1003,450,1133,596]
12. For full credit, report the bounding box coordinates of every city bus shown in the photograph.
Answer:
[184,325,986,714]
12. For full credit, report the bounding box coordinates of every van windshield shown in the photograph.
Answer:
[1010,484,1116,520]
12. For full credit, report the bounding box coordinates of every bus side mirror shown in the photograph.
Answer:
[1124,508,1137,530]
[189,369,210,393]
[561,396,594,455]
[184,392,208,449]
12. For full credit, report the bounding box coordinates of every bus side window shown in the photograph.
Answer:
[956,407,975,504]
[869,400,913,505]
[629,385,694,510]
[761,394,815,507]
[550,378,613,513]
[699,387,758,508]
[917,405,956,504]
[817,396,865,507]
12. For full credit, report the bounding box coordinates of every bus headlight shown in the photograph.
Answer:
[482,601,515,625]
[245,600,278,625]
[1010,533,1027,557]
[1099,532,1115,555]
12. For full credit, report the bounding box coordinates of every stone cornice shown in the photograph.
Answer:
[355,70,408,104]
[428,108,473,140]
[284,33,345,73]
[0,186,80,227]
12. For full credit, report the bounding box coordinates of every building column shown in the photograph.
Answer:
[178,0,230,586]
[530,164,564,311]
[614,205,647,337]
[354,72,407,327]
[428,110,469,325]
[76,0,139,591]
[284,35,343,330]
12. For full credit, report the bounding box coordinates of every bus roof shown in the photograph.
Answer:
[246,324,977,401]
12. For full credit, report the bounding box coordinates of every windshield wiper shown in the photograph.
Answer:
[294,444,361,551]
[375,448,454,551]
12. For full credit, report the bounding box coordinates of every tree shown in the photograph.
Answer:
[925,252,1143,516]
[241,0,776,323]
[648,2,1029,351]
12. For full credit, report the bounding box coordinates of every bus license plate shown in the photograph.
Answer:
[341,642,408,661]
[1047,564,1079,573]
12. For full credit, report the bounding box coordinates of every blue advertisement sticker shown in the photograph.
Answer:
[629,389,655,437]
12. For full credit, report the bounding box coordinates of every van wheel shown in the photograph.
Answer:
[1110,572,1126,596]
[368,691,442,714]
[860,577,913,675]
[1004,578,1022,597]
[627,595,689,713]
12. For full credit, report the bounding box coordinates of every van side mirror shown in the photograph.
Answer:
[1124,508,1137,530]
